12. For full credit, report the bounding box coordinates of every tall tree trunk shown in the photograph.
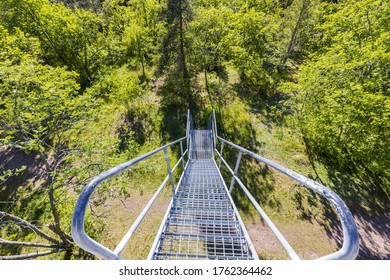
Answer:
[178,0,188,78]
[46,175,73,244]
[280,0,310,66]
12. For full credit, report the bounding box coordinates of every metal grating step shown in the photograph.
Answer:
[153,252,254,260]
[189,130,213,160]
[173,198,233,210]
[165,218,243,237]
[169,208,237,222]
[151,130,256,260]
[176,192,230,200]
[154,233,253,260]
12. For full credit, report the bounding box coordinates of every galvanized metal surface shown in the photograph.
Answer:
[150,128,257,260]
[71,137,187,260]
[211,110,359,260]
[150,158,257,260]
[189,130,214,159]
[72,110,359,260]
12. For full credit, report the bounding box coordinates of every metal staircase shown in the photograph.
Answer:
[150,129,257,260]
[72,110,359,260]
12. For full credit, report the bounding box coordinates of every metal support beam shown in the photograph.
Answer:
[218,141,224,169]
[229,150,242,193]
[180,140,185,169]
[164,148,175,193]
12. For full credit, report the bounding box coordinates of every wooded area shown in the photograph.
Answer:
[0,0,389,259]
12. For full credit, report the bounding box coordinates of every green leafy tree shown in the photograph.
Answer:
[228,7,276,95]
[0,0,108,87]
[281,0,390,204]
[0,26,94,259]
[188,5,231,108]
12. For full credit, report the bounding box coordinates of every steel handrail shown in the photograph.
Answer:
[72,136,187,260]
[211,110,359,260]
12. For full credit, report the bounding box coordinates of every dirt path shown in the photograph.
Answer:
[354,212,390,259]
[103,192,389,259]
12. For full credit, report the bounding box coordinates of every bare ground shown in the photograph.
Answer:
[101,188,389,260]
[99,188,172,259]
[243,211,390,260]
[352,213,390,259]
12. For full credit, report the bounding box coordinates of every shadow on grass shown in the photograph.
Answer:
[230,158,281,219]
[292,161,390,259]
[0,147,47,207]
[231,81,290,130]
[157,71,200,142]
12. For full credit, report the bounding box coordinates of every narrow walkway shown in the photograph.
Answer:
[151,130,257,260]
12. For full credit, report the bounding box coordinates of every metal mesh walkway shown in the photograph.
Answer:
[72,110,359,260]
[151,130,256,260]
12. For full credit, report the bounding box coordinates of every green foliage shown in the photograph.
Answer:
[188,6,231,76]
[281,0,390,199]
[90,66,144,109]
[0,0,134,86]
[0,26,91,154]
[1,0,389,260]
[0,24,96,258]
[228,8,275,93]
[219,99,257,148]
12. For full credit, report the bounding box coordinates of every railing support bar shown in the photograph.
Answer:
[163,147,175,193]
[180,140,185,169]
[218,142,224,169]
[234,176,300,260]
[113,175,171,255]
[147,160,190,259]
[113,151,187,256]
[217,136,359,260]
[229,150,243,193]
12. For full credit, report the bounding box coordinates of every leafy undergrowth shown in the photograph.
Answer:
[219,96,388,260]
[216,103,339,259]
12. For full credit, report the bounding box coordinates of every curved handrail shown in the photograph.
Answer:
[71,137,187,259]
[211,110,359,260]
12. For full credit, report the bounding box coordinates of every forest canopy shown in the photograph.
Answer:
[0,0,388,259]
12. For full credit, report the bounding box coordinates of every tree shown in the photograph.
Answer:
[121,0,164,78]
[0,26,94,259]
[280,0,390,202]
[0,0,107,87]
[279,0,312,67]
[157,0,195,109]
[228,6,275,95]
[188,5,231,108]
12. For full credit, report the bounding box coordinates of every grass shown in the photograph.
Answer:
[100,67,340,260]
[99,185,173,259]
[72,90,187,259]
[68,67,349,260]
[214,91,342,259]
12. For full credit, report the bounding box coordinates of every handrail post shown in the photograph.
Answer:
[212,109,218,150]
[213,109,218,137]
[186,110,190,151]
[180,140,185,169]
[229,150,243,193]
[163,147,175,192]
[218,141,224,169]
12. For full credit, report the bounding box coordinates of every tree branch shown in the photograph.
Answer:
[0,249,63,260]
[47,186,73,244]
[0,211,60,245]
[0,238,58,248]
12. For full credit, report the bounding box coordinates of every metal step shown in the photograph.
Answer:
[154,233,254,260]
[151,133,257,260]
